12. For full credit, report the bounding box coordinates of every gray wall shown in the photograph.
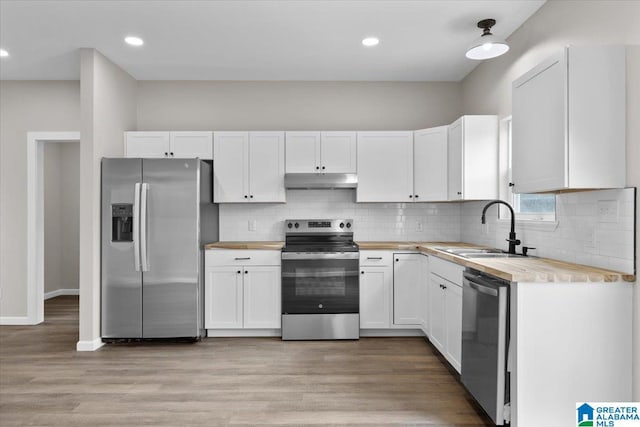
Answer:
[44,142,80,294]
[137,81,462,130]
[0,81,80,317]
[459,0,640,398]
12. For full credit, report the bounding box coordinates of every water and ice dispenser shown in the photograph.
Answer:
[111,204,133,242]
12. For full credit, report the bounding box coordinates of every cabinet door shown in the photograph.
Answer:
[170,131,213,159]
[213,132,248,203]
[243,266,281,329]
[512,53,566,193]
[205,266,243,329]
[356,131,414,202]
[419,255,430,335]
[359,266,392,329]
[429,274,446,354]
[447,120,463,200]
[414,126,448,201]
[393,253,421,325]
[125,132,170,158]
[320,131,357,174]
[285,131,320,173]
[248,131,285,202]
[445,281,463,373]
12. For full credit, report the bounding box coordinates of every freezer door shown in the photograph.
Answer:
[101,158,143,338]
[141,159,201,338]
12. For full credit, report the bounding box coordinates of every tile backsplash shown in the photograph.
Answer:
[461,188,636,275]
[219,189,461,242]
[218,188,636,275]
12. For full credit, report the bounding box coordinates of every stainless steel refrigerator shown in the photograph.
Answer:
[101,158,218,340]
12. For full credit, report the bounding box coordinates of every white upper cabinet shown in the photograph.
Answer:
[213,131,285,203]
[356,131,414,202]
[414,126,448,202]
[285,131,357,173]
[125,131,213,159]
[512,46,626,193]
[447,116,498,201]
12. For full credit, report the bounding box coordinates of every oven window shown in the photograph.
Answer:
[294,267,346,297]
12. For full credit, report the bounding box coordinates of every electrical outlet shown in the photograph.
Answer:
[416,221,423,232]
[248,220,257,231]
[597,200,618,223]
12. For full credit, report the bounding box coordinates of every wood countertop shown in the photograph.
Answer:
[204,240,635,283]
[204,241,284,250]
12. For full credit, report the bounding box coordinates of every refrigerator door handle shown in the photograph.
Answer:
[140,183,150,272]
[133,182,141,271]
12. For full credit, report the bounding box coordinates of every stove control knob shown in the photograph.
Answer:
[294,222,300,228]
[346,222,351,228]
[287,222,293,229]
[339,222,345,228]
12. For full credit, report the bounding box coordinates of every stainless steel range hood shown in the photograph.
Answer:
[284,173,357,189]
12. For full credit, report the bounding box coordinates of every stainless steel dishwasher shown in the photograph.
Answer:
[461,269,510,425]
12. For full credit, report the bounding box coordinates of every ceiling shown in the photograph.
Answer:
[0,0,545,81]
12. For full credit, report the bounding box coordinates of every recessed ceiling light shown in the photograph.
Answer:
[124,36,144,47]
[362,37,380,47]
[0,49,9,58]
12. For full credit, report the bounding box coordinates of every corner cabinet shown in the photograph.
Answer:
[285,131,357,174]
[511,46,625,193]
[213,131,285,203]
[124,131,213,159]
[205,250,281,330]
[393,253,423,325]
[356,131,414,202]
[447,116,498,201]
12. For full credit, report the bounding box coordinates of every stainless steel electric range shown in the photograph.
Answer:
[281,219,359,340]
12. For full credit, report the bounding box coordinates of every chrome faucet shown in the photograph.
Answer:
[481,200,521,254]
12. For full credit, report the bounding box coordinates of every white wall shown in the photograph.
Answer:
[0,81,80,317]
[459,0,640,398]
[220,190,461,242]
[137,81,462,130]
[78,49,137,349]
[43,142,80,295]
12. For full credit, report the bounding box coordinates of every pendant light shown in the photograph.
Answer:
[465,19,509,60]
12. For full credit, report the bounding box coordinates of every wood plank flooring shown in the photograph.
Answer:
[0,296,492,426]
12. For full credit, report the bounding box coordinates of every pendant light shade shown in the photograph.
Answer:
[465,18,509,60]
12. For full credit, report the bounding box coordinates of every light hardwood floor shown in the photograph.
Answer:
[0,296,492,426]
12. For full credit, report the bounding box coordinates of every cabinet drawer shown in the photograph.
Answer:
[429,256,464,286]
[359,251,393,266]
[206,249,281,266]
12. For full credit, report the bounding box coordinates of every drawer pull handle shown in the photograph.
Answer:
[366,257,383,260]
[234,257,251,260]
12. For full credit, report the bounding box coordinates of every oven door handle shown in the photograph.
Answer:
[281,252,360,260]
[282,271,359,278]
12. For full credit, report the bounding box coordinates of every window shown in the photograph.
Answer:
[501,117,556,221]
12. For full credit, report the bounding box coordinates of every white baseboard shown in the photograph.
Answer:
[360,329,425,337]
[44,288,79,300]
[76,338,104,352]
[207,329,281,337]
[0,316,32,325]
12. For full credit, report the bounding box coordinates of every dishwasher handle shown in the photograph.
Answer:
[466,280,499,297]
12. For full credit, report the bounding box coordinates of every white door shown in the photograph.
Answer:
[419,255,430,335]
[248,131,285,202]
[393,254,422,325]
[320,131,357,173]
[359,267,391,329]
[414,126,448,201]
[285,131,320,173]
[429,274,446,354]
[125,132,170,158]
[357,131,414,202]
[447,120,463,200]
[213,132,248,203]
[205,266,243,329]
[445,281,463,373]
[170,131,213,159]
[243,266,281,329]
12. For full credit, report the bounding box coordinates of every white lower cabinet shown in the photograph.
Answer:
[393,253,422,325]
[205,250,281,330]
[359,251,393,329]
[428,256,464,373]
[419,255,430,334]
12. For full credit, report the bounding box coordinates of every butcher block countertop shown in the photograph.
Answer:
[205,241,284,250]
[205,241,634,283]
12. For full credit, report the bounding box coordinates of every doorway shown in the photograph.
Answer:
[26,132,80,324]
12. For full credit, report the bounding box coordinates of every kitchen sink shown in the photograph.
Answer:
[462,252,526,259]
[435,247,528,259]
